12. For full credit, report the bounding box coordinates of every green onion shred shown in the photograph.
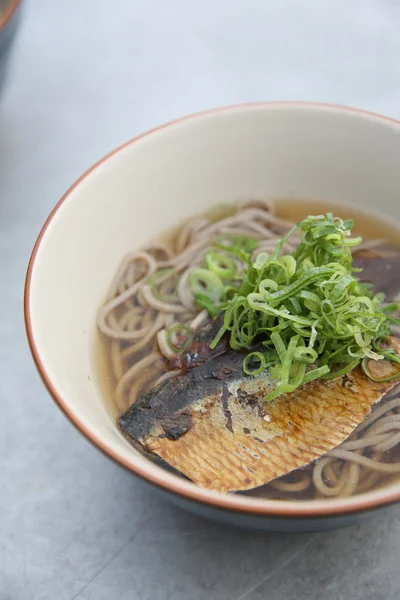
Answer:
[189,214,400,400]
[166,325,194,353]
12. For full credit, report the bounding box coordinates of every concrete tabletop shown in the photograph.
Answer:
[3,0,400,598]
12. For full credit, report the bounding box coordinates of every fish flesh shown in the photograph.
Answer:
[118,247,400,493]
[119,336,399,493]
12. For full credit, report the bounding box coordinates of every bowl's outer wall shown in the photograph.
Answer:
[160,489,369,532]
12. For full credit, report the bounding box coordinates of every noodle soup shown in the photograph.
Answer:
[97,199,400,500]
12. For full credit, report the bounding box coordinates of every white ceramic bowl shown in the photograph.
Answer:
[25,103,400,532]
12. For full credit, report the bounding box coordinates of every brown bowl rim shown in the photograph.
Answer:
[0,0,21,31]
[24,101,400,519]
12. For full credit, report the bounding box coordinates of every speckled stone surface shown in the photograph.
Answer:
[2,0,400,598]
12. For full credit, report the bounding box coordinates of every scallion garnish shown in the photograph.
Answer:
[189,213,400,400]
[205,251,236,280]
[243,352,267,376]
[148,268,179,302]
[166,325,194,353]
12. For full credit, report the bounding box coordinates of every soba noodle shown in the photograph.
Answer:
[97,199,400,500]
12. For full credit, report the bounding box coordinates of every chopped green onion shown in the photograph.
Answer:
[322,359,359,380]
[270,331,287,364]
[166,325,194,352]
[194,294,222,317]
[190,268,225,303]
[243,352,267,376]
[205,251,236,280]
[210,324,227,350]
[294,346,318,364]
[188,212,400,400]
[361,357,400,382]
[303,365,330,382]
[214,234,258,253]
[148,268,179,302]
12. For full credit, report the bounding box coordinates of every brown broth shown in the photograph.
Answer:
[275,198,400,246]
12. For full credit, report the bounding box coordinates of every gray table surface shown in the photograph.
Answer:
[3,0,400,598]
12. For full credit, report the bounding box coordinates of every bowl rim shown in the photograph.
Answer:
[25,101,400,519]
[0,0,21,30]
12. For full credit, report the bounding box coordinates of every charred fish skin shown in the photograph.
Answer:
[117,248,400,493]
[118,348,248,443]
[119,349,398,493]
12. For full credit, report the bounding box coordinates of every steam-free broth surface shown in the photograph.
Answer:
[97,199,400,500]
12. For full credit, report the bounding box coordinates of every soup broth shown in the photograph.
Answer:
[97,199,400,500]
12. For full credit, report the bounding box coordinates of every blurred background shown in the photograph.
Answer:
[2,1,400,598]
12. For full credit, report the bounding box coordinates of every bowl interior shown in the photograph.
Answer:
[26,104,400,515]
